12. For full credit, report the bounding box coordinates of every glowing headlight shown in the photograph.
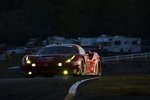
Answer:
[58,63,62,66]
[26,56,31,64]
[63,70,68,75]
[28,71,32,75]
[26,56,29,61]
[66,59,71,63]
[26,60,31,64]
[32,63,36,67]
[66,55,75,63]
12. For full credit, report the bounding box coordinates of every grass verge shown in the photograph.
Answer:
[76,74,150,98]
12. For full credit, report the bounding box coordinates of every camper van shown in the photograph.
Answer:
[95,35,141,53]
[79,37,96,47]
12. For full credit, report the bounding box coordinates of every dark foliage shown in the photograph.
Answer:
[0,0,150,45]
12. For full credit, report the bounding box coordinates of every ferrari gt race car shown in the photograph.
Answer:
[21,44,102,77]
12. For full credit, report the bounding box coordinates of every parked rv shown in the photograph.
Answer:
[79,37,96,47]
[95,35,141,53]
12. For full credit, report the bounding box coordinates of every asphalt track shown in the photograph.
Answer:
[1,58,150,100]
[0,76,94,100]
[0,66,99,100]
[64,77,100,100]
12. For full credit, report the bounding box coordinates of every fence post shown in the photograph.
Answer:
[131,54,134,60]
[116,56,119,61]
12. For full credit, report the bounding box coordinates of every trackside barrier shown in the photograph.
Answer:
[102,52,150,62]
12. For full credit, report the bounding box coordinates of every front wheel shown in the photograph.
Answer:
[22,71,35,78]
[23,74,35,78]
[74,59,85,76]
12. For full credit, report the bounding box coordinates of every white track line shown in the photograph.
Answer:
[64,77,100,100]
[8,66,20,69]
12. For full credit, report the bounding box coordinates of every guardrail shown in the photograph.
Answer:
[1,52,150,62]
[102,52,150,62]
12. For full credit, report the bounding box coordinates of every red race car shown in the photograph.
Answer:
[21,44,102,77]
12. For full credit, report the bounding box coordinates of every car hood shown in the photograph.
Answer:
[27,54,76,63]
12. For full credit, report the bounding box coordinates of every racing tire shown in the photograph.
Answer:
[23,74,35,78]
[22,72,35,78]
[98,61,102,76]
[74,59,85,77]
[94,61,102,77]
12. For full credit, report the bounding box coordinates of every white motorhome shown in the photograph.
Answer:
[79,37,96,47]
[109,36,141,52]
[94,35,113,50]
[95,35,141,53]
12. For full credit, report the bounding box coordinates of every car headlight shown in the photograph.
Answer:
[26,60,31,64]
[32,63,36,67]
[66,59,71,63]
[25,56,31,64]
[65,55,75,63]
[63,70,68,75]
[28,71,32,75]
[58,63,62,66]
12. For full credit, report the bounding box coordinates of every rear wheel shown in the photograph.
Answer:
[95,61,102,76]
[98,61,102,76]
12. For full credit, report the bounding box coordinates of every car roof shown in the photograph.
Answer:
[45,43,79,48]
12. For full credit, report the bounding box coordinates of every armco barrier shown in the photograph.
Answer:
[102,52,150,62]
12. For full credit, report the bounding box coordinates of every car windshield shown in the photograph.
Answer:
[37,46,78,55]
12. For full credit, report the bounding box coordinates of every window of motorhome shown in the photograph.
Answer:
[103,42,112,46]
[114,41,121,45]
[132,41,137,45]
[94,42,111,46]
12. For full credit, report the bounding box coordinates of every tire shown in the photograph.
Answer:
[98,61,102,76]
[23,74,34,78]
[75,59,85,76]
[95,61,102,77]
[22,71,35,78]
[95,62,99,76]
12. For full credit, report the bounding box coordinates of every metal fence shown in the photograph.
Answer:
[1,52,150,62]
[102,52,150,62]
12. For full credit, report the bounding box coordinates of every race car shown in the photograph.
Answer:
[21,44,102,77]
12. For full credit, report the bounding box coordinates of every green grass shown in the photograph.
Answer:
[79,75,150,96]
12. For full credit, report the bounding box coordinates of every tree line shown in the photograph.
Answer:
[0,0,149,46]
